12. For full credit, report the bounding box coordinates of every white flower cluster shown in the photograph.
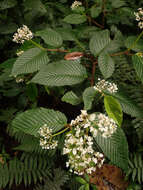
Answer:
[92,113,117,138]
[38,124,58,150]
[134,8,143,29]
[63,128,104,175]
[94,78,118,94]
[13,25,33,44]
[63,110,118,175]
[71,1,82,10]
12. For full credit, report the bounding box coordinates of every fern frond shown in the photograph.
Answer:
[0,153,50,188]
[34,168,69,190]
[126,153,143,184]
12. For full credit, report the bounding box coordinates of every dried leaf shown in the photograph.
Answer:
[64,52,84,60]
[90,164,128,190]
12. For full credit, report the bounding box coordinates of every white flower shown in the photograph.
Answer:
[94,78,118,94]
[13,25,33,43]
[38,124,58,150]
[96,114,117,138]
[88,114,96,121]
[81,110,87,116]
[16,50,24,56]
[134,8,143,29]
[16,77,24,83]
[71,1,82,10]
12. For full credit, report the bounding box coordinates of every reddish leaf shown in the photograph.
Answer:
[90,164,128,190]
[64,52,84,60]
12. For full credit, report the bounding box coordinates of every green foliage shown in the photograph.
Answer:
[11,108,67,136]
[104,95,123,126]
[0,153,50,188]
[11,48,49,76]
[63,14,87,24]
[0,0,17,10]
[83,87,99,110]
[89,30,111,56]
[94,127,129,171]
[132,54,143,84]
[62,91,82,105]
[125,36,143,52]
[36,29,63,47]
[1,0,143,188]
[31,60,87,86]
[98,53,115,79]
[112,91,143,118]
[34,168,69,190]
[127,153,143,184]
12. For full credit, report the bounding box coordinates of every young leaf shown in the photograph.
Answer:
[89,30,111,56]
[104,95,123,126]
[36,28,63,47]
[85,184,90,190]
[12,108,67,136]
[63,14,87,24]
[98,53,115,79]
[83,87,99,110]
[76,177,87,185]
[94,127,129,171]
[11,48,49,76]
[62,91,82,105]
[31,60,87,86]
[132,54,143,84]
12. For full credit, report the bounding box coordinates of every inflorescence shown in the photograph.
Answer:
[63,110,117,175]
[134,8,143,29]
[71,1,82,10]
[13,25,33,44]
[94,78,118,94]
[38,110,117,175]
[38,124,58,150]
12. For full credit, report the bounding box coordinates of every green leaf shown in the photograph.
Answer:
[104,95,123,126]
[89,30,111,56]
[111,0,126,8]
[12,108,67,136]
[23,0,47,22]
[0,22,18,34]
[62,91,82,105]
[132,54,143,84]
[83,87,99,110]
[56,28,77,41]
[94,127,129,171]
[0,0,17,10]
[78,185,85,190]
[125,36,143,52]
[90,5,101,18]
[36,29,63,47]
[11,48,49,76]
[98,53,115,79]
[63,14,87,24]
[85,184,90,190]
[26,83,38,102]
[76,177,87,185]
[112,91,143,118]
[31,60,87,86]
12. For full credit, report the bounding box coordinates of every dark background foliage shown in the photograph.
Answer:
[0,0,143,189]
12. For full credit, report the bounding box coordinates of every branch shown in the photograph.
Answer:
[87,15,104,29]
[102,0,106,27]
[91,59,98,86]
